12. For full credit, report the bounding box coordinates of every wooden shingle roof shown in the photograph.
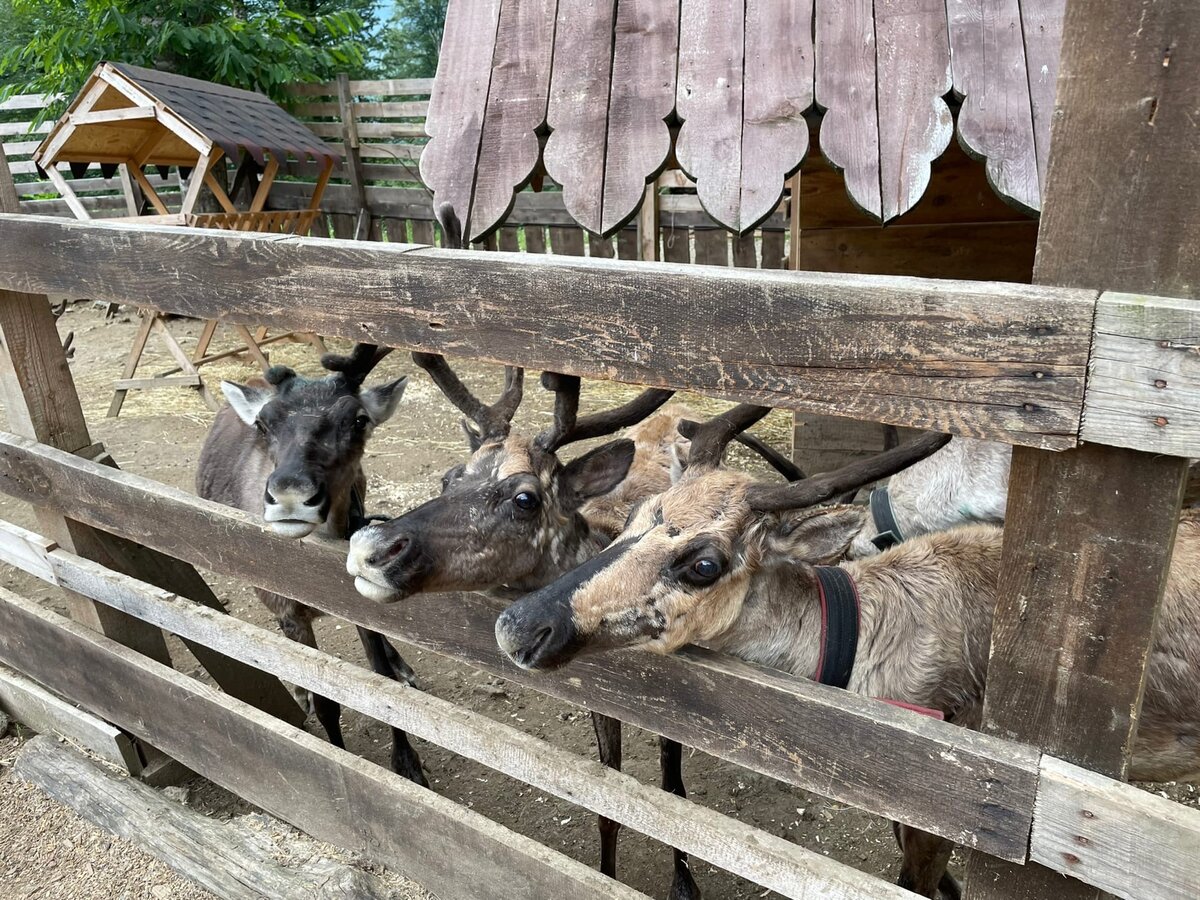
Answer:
[422,0,1064,241]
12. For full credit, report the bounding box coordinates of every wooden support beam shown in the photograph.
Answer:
[336,73,370,239]
[43,166,91,220]
[68,107,156,126]
[128,165,170,215]
[248,155,279,214]
[14,736,413,900]
[0,213,1099,450]
[0,589,648,900]
[117,164,144,217]
[637,179,659,261]
[0,433,1042,861]
[964,3,1200,898]
[203,169,239,215]
[179,148,219,216]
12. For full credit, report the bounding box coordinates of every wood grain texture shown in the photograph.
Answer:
[15,736,403,900]
[677,0,812,233]
[1030,756,1200,900]
[947,0,1040,213]
[467,0,556,242]
[0,214,1094,447]
[600,0,679,235]
[0,589,647,900]
[418,0,502,238]
[1082,292,1200,457]
[815,0,881,219]
[0,664,140,773]
[26,542,916,900]
[0,434,1042,861]
[543,0,617,234]
[1019,0,1066,195]
[874,0,953,221]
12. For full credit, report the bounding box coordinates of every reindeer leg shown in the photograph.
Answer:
[357,627,429,788]
[277,611,343,748]
[661,737,701,900]
[378,635,421,689]
[894,823,958,899]
[590,712,622,879]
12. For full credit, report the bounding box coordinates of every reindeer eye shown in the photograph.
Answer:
[513,491,540,511]
[354,414,371,432]
[690,557,722,582]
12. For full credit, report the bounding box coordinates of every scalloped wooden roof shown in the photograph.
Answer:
[422,0,1064,242]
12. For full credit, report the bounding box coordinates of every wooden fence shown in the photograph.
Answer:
[2,12,1198,895]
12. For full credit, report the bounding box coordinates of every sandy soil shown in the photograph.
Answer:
[0,304,1196,899]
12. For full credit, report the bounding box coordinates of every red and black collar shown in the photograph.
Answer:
[812,566,860,689]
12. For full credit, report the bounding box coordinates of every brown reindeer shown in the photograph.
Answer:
[346,351,704,897]
[497,405,1200,896]
[197,344,426,785]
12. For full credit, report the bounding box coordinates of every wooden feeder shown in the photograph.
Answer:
[33,62,340,415]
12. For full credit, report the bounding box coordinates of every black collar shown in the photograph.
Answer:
[869,487,903,551]
[812,566,860,689]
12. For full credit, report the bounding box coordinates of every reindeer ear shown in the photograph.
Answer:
[461,418,485,452]
[669,442,688,484]
[564,439,635,501]
[770,505,867,563]
[220,381,273,426]
[361,376,407,425]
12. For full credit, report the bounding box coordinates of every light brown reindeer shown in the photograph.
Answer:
[197,344,426,784]
[497,404,1200,897]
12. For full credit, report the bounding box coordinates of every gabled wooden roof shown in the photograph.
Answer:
[422,0,1064,241]
[35,62,338,170]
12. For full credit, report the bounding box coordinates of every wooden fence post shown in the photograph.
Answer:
[637,178,660,261]
[0,144,303,727]
[336,73,371,240]
[964,4,1199,898]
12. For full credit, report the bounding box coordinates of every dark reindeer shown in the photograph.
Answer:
[197,344,426,784]
[346,351,702,897]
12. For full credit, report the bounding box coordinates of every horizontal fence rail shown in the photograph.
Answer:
[0,526,913,900]
[0,213,1104,449]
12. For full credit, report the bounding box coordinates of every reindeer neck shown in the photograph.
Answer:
[713,527,1002,717]
[520,512,614,590]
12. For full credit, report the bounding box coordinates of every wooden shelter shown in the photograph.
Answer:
[34,62,339,414]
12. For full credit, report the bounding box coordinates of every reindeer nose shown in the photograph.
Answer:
[368,532,412,568]
[495,601,579,671]
[303,483,327,507]
[265,476,327,511]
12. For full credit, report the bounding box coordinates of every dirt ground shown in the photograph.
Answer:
[1,304,1196,899]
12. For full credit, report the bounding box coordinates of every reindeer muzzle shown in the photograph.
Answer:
[495,592,580,671]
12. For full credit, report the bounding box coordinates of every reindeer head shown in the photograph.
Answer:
[220,344,406,538]
[347,357,676,602]
[495,405,949,670]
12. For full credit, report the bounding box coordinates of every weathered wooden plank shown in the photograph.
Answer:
[547,225,585,257]
[732,233,757,268]
[966,10,1198,891]
[874,0,953,221]
[418,0,502,238]
[0,589,647,900]
[616,227,638,260]
[0,214,1094,447]
[761,229,785,269]
[587,232,616,258]
[599,0,679,235]
[15,736,405,900]
[799,220,1037,281]
[543,0,617,235]
[815,0,881,219]
[1030,756,1200,900]
[693,229,728,267]
[468,0,555,241]
[28,542,916,900]
[498,226,521,253]
[524,224,546,254]
[675,0,744,230]
[0,665,140,773]
[1019,0,1066,195]
[0,434,1043,861]
[947,0,1040,213]
[1081,292,1200,457]
[286,78,433,98]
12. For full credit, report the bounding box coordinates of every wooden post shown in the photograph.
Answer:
[637,178,660,261]
[964,4,1199,898]
[336,73,370,240]
[0,144,303,727]
[786,172,801,271]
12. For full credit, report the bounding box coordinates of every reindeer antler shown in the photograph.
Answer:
[321,344,394,390]
[535,373,675,453]
[679,418,805,482]
[683,404,773,471]
[413,351,525,442]
[745,432,950,512]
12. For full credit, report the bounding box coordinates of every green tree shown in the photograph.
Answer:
[0,0,372,117]
[380,0,446,79]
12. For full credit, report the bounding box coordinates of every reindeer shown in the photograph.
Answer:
[497,404,1200,897]
[196,344,426,785]
[346,350,706,897]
